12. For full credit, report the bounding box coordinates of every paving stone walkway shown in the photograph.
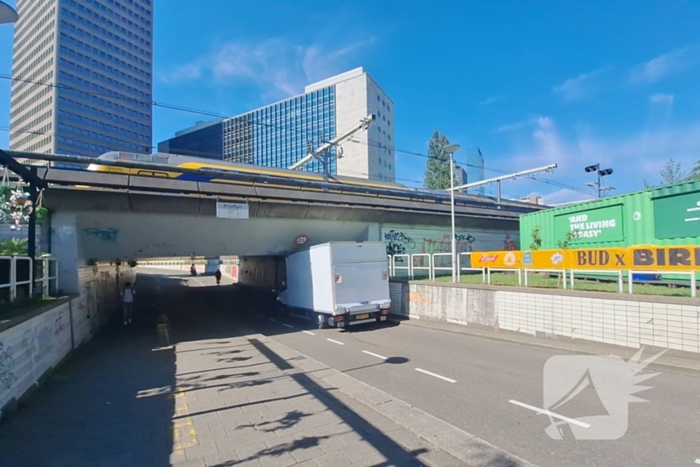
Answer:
[167,332,462,467]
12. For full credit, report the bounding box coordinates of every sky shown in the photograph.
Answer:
[1,1,700,204]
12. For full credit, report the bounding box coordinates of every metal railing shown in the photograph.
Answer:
[0,256,58,303]
[570,269,624,294]
[386,253,699,297]
[432,253,453,279]
[390,254,411,278]
[411,254,432,280]
[457,252,486,283]
[524,268,566,289]
[627,270,697,298]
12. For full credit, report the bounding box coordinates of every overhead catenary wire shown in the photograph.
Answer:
[1,71,588,195]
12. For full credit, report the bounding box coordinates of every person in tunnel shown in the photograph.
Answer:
[215,268,222,285]
[121,282,136,325]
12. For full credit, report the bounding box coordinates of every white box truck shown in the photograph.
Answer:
[276,241,391,329]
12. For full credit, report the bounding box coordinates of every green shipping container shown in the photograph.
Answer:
[519,179,700,250]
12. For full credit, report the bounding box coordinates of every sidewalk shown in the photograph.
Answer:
[168,330,466,467]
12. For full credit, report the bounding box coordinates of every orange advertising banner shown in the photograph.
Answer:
[470,251,523,269]
[470,245,700,271]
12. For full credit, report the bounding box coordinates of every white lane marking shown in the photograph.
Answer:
[268,318,277,323]
[302,330,316,336]
[282,323,294,329]
[326,338,345,346]
[363,350,388,360]
[509,400,591,428]
[415,368,456,383]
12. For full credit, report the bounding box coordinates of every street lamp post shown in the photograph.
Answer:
[585,163,614,198]
[443,144,461,282]
[0,1,19,24]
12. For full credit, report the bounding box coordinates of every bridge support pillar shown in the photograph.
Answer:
[51,212,80,294]
[366,224,380,241]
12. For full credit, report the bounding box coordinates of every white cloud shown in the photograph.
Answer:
[629,46,697,84]
[552,69,604,101]
[480,95,505,105]
[494,118,535,133]
[495,116,700,200]
[526,189,594,206]
[158,37,375,101]
[650,93,674,105]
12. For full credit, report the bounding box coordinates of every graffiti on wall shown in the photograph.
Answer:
[384,230,416,257]
[83,228,119,242]
[0,342,17,390]
[382,226,520,267]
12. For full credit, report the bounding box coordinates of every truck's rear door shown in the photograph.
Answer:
[333,260,390,314]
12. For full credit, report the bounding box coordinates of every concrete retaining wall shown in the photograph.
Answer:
[390,281,700,354]
[0,264,134,417]
[237,257,285,290]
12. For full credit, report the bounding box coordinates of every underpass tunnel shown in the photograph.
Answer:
[131,254,287,333]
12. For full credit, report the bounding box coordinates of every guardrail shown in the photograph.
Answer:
[0,256,58,302]
[388,253,699,297]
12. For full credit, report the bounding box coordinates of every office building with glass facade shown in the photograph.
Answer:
[466,147,485,195]
[9,0,153,158]
[158,67,395,181]
[454,165,467,191]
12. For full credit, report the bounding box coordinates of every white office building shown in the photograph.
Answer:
[9,0,153,158]
[159,67,396,182]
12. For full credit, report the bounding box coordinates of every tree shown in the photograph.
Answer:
[555,229,579,287]
[424,130,455,190]
[687,161,700,182]
[644,158,689,189]
[530,226,542,250]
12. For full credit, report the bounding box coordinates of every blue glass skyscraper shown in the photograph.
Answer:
[9,0,153,157]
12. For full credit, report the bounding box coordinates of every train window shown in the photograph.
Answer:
[152,155,169,164]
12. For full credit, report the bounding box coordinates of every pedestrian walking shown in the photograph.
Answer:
[121,282,136,325]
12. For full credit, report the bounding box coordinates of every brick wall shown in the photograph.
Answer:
[0,264,134,417]
[390,281,700,354]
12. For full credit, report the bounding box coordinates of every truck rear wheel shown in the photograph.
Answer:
[316,313,327,329]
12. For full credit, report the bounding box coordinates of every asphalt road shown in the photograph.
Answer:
[149,270,700,467]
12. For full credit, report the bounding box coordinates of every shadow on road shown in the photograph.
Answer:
[0,271,432,466]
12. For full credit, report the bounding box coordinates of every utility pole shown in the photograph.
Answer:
[585,163,614,198]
